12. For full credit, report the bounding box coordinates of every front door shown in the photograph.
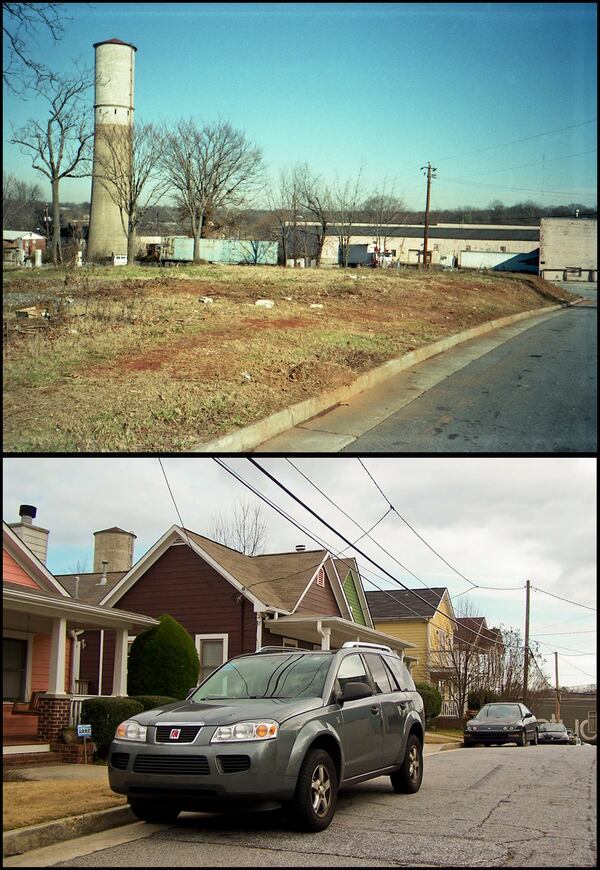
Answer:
[335,653,382,779]
[3,637,28,701]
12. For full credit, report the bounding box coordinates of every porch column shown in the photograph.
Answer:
[48,617,68,695]
[112,628,129,697]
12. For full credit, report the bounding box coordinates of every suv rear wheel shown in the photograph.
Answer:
[390,733,423,794]
[129,799,181,824]
[287,748,338,832]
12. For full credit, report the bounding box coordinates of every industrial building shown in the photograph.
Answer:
[3,231,46,265]
[539,217,597,282]
[285,222,541,271]
[87,37,136,262]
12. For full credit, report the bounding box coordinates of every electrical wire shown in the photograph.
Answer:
[531,585,596,613]
[157,458,193,549]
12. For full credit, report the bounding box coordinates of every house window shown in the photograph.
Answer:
[282,637,299,648]
[195,634,228,682]
[3,637,28,701]
[316,567,325,587]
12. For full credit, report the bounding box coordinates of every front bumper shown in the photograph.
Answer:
[464,729,524,744]
[108,736,296,809]
[538,736,569,744]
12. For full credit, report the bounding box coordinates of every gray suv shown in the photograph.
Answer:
[109,642,425,831]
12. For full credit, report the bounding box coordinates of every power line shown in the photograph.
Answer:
[245,458,512,652]
[531,631,597,637]
[156,458,193,549]
[532,585,596,613]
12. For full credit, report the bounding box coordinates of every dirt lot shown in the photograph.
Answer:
[2,264,577,452]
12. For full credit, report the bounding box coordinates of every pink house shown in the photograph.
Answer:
[3,506,157,765]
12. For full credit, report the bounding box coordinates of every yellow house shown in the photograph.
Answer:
[365,587,457,714]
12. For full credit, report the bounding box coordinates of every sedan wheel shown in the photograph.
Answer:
[518,731,527,747]
[531,729,538,745]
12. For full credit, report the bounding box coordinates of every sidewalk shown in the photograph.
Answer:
[3,737,464,859]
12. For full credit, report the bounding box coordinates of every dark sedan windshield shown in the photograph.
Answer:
[539,723,567,732]
[474,704,522,720]
[191,653,332,701]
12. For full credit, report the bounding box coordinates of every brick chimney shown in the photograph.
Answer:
[9,504,50,564]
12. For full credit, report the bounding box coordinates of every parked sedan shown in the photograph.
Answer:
[464,702,538,747]
[538,722,570,744]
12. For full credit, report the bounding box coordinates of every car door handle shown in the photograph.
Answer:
[370,705,380,715]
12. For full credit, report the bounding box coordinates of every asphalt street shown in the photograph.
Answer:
[17,744,597,868]
[343,297,597,453]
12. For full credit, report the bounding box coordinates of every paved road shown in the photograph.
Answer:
[344,298,596,453]
[21,744,597,867]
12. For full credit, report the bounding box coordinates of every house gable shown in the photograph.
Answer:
[2,523,70,597]
[3,548,42,589]
[341,568,367,626]
[294,558,345,618]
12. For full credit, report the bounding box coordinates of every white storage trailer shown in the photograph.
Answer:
[160,237,278,265]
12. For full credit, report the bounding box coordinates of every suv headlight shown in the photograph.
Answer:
[211,720,278,743]
[115,719,147,742]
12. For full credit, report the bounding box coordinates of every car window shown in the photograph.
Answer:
[191,652,331,700]
[383,655,415,691]
[336,654,371,694]
[540,723,567,732]
[476,704,522,720]
[364,653,393,694]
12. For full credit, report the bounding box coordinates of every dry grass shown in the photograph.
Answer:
[3,777,126,831]
[2,264,578,452]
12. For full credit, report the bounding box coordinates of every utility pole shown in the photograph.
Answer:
[420,162,437,269]
[554,652,561,722]
[523,579,531,705]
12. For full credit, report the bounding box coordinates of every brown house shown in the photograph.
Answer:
[57,525,416,696]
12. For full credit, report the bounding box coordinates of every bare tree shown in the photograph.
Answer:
[362,180,407,258]
[3,2,68,93]
[296,164,333,268]
[92,121,167,264]
[331,167,364,268]
[161,119,264,262]
[10,69,94,263]
[3,173,42,229]
[265,167,303,266]
[209,498,269,556]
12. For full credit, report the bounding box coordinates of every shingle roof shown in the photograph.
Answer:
[55,571,128,605]
[365,587,447,619]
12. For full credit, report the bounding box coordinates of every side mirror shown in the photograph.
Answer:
[336,681,372,704]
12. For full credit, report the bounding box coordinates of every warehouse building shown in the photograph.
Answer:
[539,217,597,282]
[286,222,540,271]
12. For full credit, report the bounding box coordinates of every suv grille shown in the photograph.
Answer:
[133,754,210,775]
[155,725,201,743]
[217,755,251,774]
[110,752,130,770]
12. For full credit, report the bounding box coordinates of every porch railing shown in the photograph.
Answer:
[69,695,95,726]
[440,699,459,718]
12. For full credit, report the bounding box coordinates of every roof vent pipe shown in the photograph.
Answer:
[74,576,80,598]
[295,544,306,552]
[96,559,109,586]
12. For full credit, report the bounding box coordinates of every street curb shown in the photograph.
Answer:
[193,300,577,452]
[2,805,135,858]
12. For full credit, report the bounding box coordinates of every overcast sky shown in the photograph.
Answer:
[3,2,597,210]
[3,456,596,688]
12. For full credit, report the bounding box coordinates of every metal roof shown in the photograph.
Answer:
[328,225,539,242]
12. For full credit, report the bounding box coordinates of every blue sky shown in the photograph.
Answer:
[2,457,596,689]
[3,2,597,211]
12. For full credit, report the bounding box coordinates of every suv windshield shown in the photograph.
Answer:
[191,653,332,701]
[475,704,522,720]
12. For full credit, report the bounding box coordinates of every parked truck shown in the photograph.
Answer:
[159,236,278,266]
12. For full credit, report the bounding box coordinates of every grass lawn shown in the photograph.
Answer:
[3,775,125,831]
[3,263,577,452]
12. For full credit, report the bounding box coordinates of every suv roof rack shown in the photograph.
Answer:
[342,641,394,653]
[256,645,315,654]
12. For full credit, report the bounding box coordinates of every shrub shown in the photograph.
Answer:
[129,695,179,711]
[414,681,442,726]
[80,696,143,758]
[127,614,199,700]
[467,689,499,710]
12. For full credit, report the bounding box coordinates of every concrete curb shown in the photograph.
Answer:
[3,805,135,858]
[193,300,576,452]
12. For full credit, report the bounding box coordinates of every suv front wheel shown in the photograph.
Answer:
[390,733,423,794]
[287,748,338,832]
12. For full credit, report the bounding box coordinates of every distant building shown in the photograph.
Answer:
[534,688,596,743]
[539,217,597,282]
[3,231,46,264]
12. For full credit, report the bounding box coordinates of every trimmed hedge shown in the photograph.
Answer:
[127,614,199,700]
[414,681,442,726]
[80,696,143,758]
[129,695,179,711]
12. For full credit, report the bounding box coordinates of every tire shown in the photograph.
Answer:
[531,729,538,746]
[286,748,338,832]
[129,800,181,824]
[517,731,527,747]
[390,733,423,794]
